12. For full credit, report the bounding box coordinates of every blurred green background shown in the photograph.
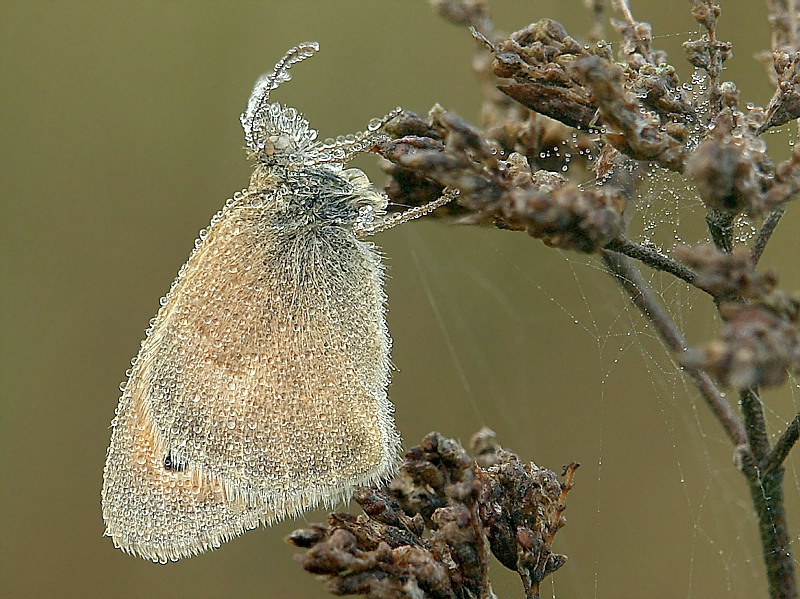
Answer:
[2,1,799,598]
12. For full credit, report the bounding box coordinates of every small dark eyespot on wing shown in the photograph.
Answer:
[164,451,187,472]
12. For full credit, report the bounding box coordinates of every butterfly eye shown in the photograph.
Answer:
[163,452,187,472]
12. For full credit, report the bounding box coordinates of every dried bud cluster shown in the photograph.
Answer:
[674,243,776,300]
[380,106,625,253]
[499,170,626,253]
[676,243,800,388]
[288,429,578,599]
[485,19,691,171]
[378,10,800,258]
[760,52,800,132]
[689,1,720,36]
[470,429,577,594]
[381,109,472,218]
[573,56,687,171]
[429,0,490,32]
[612,17,662,69]
[685,111,777,215]
[490,19,605,131]
[688,301,800,389]
[769,143,800,206]
[682,35,731,74]
[682,32,731,79]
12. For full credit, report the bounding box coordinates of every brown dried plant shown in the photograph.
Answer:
[288,429,578,599]
[291,1,800,598]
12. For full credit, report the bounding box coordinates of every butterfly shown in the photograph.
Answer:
[101,42,455,563]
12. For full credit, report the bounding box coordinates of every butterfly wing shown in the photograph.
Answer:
[102,189,399,562]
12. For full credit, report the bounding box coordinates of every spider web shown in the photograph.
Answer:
[382,44,800,599]
[388,172,798,597]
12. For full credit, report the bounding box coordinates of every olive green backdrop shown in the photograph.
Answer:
[2,1,798,598]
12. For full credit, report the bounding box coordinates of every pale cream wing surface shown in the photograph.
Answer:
[101,365,271,562]
[102,190,399,562]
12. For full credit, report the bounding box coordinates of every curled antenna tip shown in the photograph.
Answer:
[243,42,323,152]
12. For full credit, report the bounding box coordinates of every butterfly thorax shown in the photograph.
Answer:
[247,163,387,235]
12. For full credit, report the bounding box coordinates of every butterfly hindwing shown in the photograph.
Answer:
[102,188,399,562]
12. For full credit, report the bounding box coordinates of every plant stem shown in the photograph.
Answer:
[604,236,700,290]
[604,250,797,598]
[706,209,735,253]
[741,388,771,457]
[752,206,787,265]
[763,412,800,474]
[601,249,746,445]
[739,389,798,599]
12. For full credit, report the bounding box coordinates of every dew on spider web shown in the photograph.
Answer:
[628,166,704,251]
[511,152,792,597]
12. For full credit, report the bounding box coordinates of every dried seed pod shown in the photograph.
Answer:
[289,429,578,599]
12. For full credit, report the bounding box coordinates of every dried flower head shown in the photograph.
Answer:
[380,105,625,253]
[288,429,578,599]
[684,112,774,215]
[688,300,800,389]
[674,243,777,301]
